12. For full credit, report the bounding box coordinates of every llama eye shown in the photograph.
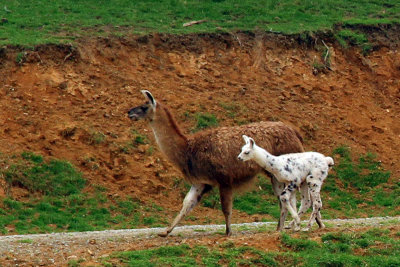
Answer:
[244,151,250,155]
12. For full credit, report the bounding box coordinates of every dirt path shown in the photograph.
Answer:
[1,216,399,266]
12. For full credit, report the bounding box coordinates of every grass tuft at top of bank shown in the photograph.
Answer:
[0,0,399,45]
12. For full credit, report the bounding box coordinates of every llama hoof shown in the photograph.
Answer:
[276,224,284,231]
[301,227,311,232]
[158,231,169,237]
[291,224,300,232]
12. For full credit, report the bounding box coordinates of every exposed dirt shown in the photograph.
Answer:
[0,31,399,265]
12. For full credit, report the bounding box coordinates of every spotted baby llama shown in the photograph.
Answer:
[238,135,334,231]
[128,90,305,237]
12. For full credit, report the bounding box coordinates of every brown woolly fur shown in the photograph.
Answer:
[185,122,305,188]
[128,90,304,236]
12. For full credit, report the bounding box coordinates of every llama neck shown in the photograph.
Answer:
[252,145,280,174]
[149,104,188,170]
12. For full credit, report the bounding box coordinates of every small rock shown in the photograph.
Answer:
[281,91,291,99]
[58,81,68,90]
[67,255,78,261]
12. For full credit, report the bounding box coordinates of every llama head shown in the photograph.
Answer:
[238,135,256,161]
[128,90,157,121]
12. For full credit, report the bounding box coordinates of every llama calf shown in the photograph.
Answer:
[238,135,334,231]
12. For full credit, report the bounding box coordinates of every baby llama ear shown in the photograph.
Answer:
[242,135,250,144]
[249,137,255,148]
[141,90,156,109]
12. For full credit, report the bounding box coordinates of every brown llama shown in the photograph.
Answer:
[128,90,311,236]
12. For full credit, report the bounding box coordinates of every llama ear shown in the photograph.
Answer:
[249,138,255,148]
[141,90,156,109]
[242,135,250,144]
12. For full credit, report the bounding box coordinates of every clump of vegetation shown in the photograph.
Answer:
[332,146,390,192]
[323,146,396,218]
[312,42,332,75]
[104,243,277,267]
[219,102,239,118]
[335,29,373,54]
[1,152,85,197]
[15,52,26,65]
[193,113,219,132]
[131,128,149,146]
[88,131,106,145]
[281,232,320,252]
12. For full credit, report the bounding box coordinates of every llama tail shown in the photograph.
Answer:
[326,157,334,168]
[294,128,304,145]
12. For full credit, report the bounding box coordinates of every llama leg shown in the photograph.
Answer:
[315,207,325,229]
[314,194,325,229]
[219,185,233,236]
[304,181,323,231]
[288,183,311,229]
[277,196,288,231]
[279,184,300,231]
[270,175,288,231]
[315,173,328,229]
[285,189,298,229]
[308,173,326,229]
[159,184,212,237]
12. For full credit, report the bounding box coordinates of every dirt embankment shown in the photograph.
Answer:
[0,31,399,221]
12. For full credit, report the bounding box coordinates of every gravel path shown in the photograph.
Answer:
[1,216,399,266]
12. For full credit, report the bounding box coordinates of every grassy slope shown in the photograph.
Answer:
[0,152,167,234]
[0,0,400,45]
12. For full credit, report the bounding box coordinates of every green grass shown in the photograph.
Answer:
[0,152,167,234]
[335,29,373,54]
[102,227,400,266]
[323,146,398,218]
[131,128,149,146]
[192,113,219,132]
[1,0,400,45]
[0,192,160,234]
[88,131,107,145]
[1,151,86,196]
[103,243,277,267]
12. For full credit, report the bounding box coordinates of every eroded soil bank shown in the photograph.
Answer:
[0,32,399,233]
